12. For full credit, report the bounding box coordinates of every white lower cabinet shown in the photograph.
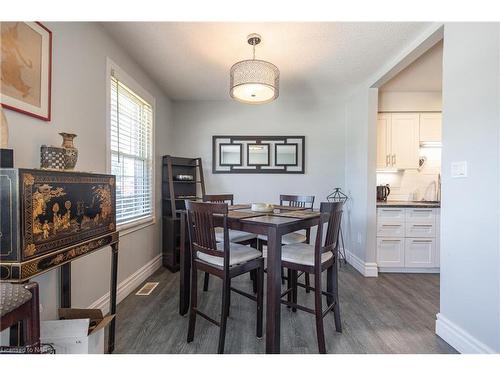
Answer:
[377,238,405,267]
[404,238,436,268]
[377,207,440,272]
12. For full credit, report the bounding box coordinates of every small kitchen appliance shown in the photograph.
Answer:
[377,184,391,201]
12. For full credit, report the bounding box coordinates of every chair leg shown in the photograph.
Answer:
[281,267,286,285]
[203,272,210,291]
[331,261,342,332]
[291,270,298,313]
[256,265,264,338]
[218,276,230,354]
[187,267,198,343]
[305,272,311,293]
[251,269,258,294]
[314,272,326,354]
[286,268,293,308]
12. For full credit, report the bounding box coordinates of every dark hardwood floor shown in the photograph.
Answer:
[113,264,457,354]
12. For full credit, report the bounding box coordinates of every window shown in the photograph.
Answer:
[110,69,154,226]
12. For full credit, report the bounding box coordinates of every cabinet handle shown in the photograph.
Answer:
[382,224,401,227]
[412,224,432,227]
[412,240,433,243]
[413,209,432,212]
[386,154,390,166]
[392,154,396,165]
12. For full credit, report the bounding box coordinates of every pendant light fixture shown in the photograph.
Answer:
[230,33,280,104]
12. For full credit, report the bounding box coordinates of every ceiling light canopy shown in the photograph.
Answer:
[230,33,279,104]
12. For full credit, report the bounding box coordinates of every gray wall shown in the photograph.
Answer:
[171,100,345,205]
[1,22,173,323]
[437,23,500,353]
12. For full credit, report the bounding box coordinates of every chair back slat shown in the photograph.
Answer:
[313,202,343,265]
[280,194,315,209]
[185,200,228,262]
[203,194,234,205]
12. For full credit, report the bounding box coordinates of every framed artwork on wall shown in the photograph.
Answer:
[213,135,305,174]
[1,22,52,121]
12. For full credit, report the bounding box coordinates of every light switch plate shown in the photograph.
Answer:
[451,161,467,178]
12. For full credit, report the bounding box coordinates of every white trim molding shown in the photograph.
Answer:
[436,313,497,354]
[346,250,378,277]
[88,255,162,314]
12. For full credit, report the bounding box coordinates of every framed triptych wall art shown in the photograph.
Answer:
[1,22,52,121]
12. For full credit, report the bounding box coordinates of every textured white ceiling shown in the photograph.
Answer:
[381,40,443,92]
[101,22,431,100]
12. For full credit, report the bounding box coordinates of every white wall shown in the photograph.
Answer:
[344,88,378,274]
[378,91,442,112]
[1,22,173,329]
[436,23,500,353]
[171,100,345,206]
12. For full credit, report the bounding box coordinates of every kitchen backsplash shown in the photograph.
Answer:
[377,147,441,201]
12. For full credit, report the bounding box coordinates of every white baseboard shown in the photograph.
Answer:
[435,313,496,353]
[345,250,378,277]
[88,254,162,314]
[379,267,440,273]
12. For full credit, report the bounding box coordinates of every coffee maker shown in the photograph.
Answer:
[377,184,391,201]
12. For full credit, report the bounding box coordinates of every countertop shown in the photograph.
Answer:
[376,200,440,208]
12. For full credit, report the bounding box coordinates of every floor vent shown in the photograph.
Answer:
[136,282,159,296]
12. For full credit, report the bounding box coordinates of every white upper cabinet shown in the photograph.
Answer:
[390,113,420,169]
[419,113,442,143]
[376,113,391,168]
[377,113,420,170]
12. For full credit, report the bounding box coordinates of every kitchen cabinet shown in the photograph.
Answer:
[419,113,442,143]
[377,113,420,169]
[376,207,440,272]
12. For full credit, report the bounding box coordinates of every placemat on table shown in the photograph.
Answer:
[272,210,320,219]
[228,210,266,219]
[228,204,252,210]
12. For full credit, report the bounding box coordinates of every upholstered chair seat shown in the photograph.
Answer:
[281,243,333,267]
[215,227,257,243]
[198,242,262,267]
[257,231,307,246]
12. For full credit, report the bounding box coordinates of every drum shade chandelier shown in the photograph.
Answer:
[230,33,280,104]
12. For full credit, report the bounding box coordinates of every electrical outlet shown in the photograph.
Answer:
[451,161,467,178]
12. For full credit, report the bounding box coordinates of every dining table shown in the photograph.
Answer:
[178,204,324,354]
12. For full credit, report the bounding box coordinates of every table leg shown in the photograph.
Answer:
[108,242,119,353]
[266,226,282,354]
[179,212,191,316]
[60,263,72,308]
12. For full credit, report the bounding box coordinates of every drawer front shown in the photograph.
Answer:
[405,222,436,238]
[377,238,405,267]
[377,222,405,237]
[404,238,436,268]
[405,208,436,223]
[377,208,405,221]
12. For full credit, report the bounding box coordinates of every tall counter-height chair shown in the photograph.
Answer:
[202,194,258,291]
[0,282,41,353]
[185,200,264,354]
[258,194,315,290]
[280,202,343,353]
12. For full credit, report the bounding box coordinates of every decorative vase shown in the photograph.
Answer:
[59,132,78,170]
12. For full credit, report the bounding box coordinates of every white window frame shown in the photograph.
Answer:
[106,58,156,234]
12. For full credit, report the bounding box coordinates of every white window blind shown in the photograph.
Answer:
[110,74,153,225]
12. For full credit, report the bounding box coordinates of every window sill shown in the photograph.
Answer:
[117,217,156,237]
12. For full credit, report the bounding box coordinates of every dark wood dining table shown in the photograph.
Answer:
[178,204,323,354]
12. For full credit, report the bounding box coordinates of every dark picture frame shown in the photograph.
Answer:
[212,136,305,174]
[247,143,270,166]
[219,143,242,166]
[275,143,298,166]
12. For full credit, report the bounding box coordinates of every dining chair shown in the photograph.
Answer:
[202,194,258,291]
[257,194,315,290]
[185,200,264,354]
[0,282,41,353]
[280,201,343,354]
